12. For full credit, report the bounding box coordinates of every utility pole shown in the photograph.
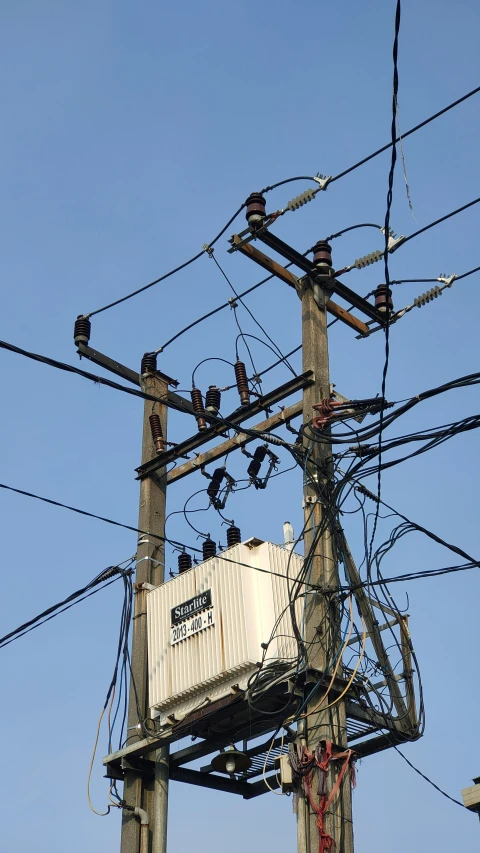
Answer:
[120,356,169,853]
[298,244,354,853]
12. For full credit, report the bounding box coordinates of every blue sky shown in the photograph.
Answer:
[0,1,479,851]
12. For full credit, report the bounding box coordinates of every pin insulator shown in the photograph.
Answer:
[202,537,217,560]
[207,468,225,501]
[374,285,393,314]
[247,445,268,478]
[191,387,207,431]
[312,240,332,268]
[226,524,241,547]
[234,360,250,406]
[245,192,266,225]
[141,352,157,375]
[74,315,91,347]
[205,385,221,415]
[149,413,165,453]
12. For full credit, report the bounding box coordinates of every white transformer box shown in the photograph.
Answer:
[146,538,303,726]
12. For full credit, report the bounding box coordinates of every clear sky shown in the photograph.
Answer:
[0,1,479,851]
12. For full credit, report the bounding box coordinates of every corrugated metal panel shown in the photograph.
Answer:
[147,540,303,722]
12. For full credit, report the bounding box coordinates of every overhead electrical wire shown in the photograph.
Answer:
[329,84,480,184]
[399,197,480,248]
[0,559,135,649]
[85,201,247,318]
[0,480,192,550]
[368,0,401,561]
[76,85,480,324]
[393,746,465,808]
[209,251,297,376]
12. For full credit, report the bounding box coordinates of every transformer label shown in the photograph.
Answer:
[171,589,212,625]
[170,608,215,645]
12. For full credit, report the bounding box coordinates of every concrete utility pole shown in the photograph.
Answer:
[121,360,169,853]
[298,246,354,853]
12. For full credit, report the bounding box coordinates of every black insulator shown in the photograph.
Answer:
[202,537,217,560]
[207,468,225,500]
[234,360,250,406]
[247,445,268,478]
[245,192,266,225]
[149,413,165,453]
[74,315,91,347]
[374,285,393,314]
[226,524,241,547]
[178,552,192,574]
[141,352,157,375]
[205,385,221,415]
[191,387,207,431]
[312,240,333,268]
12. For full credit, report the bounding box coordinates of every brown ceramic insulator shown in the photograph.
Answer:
[226,524,241,547]
[191,387,207,431]
[245,192,266,224]
[178,552,192,574]
[149,413,165,453]
[141,352,157,375]
[234,360,250,406]
[205,385,221,415]
[74,315,91,346]
[374,285,393,314]
[202,537,217,560]
[312,240,333,268]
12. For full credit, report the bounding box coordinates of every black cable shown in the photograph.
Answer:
[368,0,400,560]
[330,85,480,184]
[400,197,480,248]
[393,746,465,808]
[86,202,247,318]
[253,344,302,379]
[456,264,480,281]
[0,337,186,409]
[0,561,134,649]
[210,252,296,376]
[155,272,279,354]
[325,224,383,241]
[260,176,318,193]
[191,357,235,389]
[336,560,478,592]
[0,480,197,551]
[390,264,480,285]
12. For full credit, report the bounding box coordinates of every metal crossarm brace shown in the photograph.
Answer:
[255,229,385,324]
[230,235,370,335]
[136,371,314,479]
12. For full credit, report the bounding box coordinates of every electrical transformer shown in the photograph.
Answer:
[146,537,303,726]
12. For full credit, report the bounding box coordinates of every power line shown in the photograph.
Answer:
[86,202,247,318]
[393,747,465,808]
[155,271,280,354]
[391,264,480,285]
[209,251,297,376]
[330,84,480,184]
[400,197,480,248]
[0,480,192,550]
[368,0,400,561]
[0,560,135,649]
[336,560,479,593]
[79,87,480,323]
